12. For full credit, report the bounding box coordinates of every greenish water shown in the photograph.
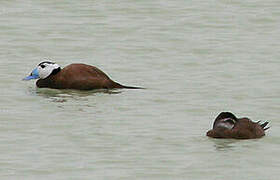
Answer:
[0,0,280,179]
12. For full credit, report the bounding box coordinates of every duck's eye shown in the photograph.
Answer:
[40,65,46,68]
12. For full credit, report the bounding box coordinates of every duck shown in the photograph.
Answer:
[206,112,269,139]
[23,61,143,90]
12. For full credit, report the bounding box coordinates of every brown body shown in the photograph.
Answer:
[207,112,269,139]
[36,64,140,90]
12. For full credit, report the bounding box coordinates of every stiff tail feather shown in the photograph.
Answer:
[259,121,270,131]
[112,82,145,89]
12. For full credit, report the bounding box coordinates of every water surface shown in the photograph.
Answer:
[0,0,280,179]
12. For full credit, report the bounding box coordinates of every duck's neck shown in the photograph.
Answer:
[36,68,62,88]
[36,76,54,88]
[50,67,61,76]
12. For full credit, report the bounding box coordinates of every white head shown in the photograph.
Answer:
[37,61,61,79]
[23,61,61,80]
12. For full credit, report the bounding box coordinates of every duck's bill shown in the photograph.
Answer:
[22,75,38,81]
[22,68,39,81]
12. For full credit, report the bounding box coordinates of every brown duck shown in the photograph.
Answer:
[207,112,269,139]
[23,61,143,90]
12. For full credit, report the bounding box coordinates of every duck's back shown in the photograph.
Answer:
[36,64,123,90]
[232,118,265,139]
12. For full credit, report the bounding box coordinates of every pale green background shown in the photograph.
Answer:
[0,0,279,179]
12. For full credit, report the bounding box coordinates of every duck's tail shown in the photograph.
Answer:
[258,121,270,131]
[112,81,145,89]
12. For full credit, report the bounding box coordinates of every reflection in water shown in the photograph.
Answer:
[209,137,265,152]
[211,139,238,151]
[27,86,122,103]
